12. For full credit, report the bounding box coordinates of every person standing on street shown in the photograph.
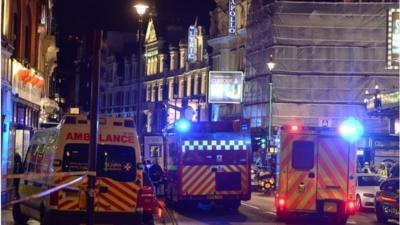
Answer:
[13,152,23,199]
[377,162,388,177]
[149,159,164,196]
[362,162,372,174]
[390,162,399,178]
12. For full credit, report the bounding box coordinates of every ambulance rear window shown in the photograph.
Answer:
[62,144,136,182]
[292,141,314,171]
[97,145,136,182]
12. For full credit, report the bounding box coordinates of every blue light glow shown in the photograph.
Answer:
[176,119,191,133]
[339,117,364,142]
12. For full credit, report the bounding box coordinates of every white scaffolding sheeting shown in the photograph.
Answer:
[244,1,399,131]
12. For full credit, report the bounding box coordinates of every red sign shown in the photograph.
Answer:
[65,132,135,144]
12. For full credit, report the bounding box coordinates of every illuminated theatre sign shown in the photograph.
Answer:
[228,0,236,34]
[188,25,197,62]
[387,8,399,69]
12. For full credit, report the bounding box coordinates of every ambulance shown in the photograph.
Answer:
[162,119,252,210]
[275,119,363,224]
[13,114,155,225]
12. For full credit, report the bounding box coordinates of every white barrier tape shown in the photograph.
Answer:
[3,171,97,180]
[7,176,85,207]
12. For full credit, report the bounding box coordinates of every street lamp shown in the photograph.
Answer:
[134,2,148,135]
[134,3,149,17]
[266,54,276,148]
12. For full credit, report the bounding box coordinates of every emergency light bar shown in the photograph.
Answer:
[339,117,364,143]
[176,119,191,133]
[290,125,299,131]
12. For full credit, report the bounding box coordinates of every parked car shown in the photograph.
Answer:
[355,173,385,210]
[375,178,399,223]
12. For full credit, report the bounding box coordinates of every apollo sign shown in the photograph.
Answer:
[228,0,236,34]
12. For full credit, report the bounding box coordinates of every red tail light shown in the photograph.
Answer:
[50,191,59,206]
[275,196,287,210]
[291,125,299,131]
[346,200,356,215]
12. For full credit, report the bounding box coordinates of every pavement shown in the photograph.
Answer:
[2,192,399,225]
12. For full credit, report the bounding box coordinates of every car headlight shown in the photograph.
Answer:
[251,169,255,173]
[363,193,375,198]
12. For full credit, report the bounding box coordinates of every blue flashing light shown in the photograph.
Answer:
[176,119,191,133]
[339,117,364,143]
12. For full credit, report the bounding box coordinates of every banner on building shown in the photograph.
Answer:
[228,0,236,34]
[208,71,244,104]
[387,8,399,69]
[188,25,197,62]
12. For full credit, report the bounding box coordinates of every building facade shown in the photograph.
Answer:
[207,0,250,120]
[1,0,57,204]
[142,18,210,134]
[99,32,140,119]
[244,1,399,134]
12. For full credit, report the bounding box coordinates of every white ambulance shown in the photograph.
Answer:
[275,119,363,224]
[13,114,155,225]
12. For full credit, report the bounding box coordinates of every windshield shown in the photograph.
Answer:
[62,144,136,182]
[357,175,384,186]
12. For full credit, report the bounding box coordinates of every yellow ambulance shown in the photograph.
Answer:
[13,114,154,225]
[275,121,362,224]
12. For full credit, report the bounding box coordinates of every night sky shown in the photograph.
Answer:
[54,0,215,108]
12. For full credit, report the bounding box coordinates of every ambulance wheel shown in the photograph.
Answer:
[12,203,29,224]
[223,200,240,212]
[275,210,288,222]
[332,216,347,225]
[142,211,155,225]
[40,205,50,225]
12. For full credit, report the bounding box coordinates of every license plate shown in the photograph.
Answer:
[207,195,223,199]
[324,202,337,213]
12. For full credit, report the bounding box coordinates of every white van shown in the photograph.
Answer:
[13,114,153,225]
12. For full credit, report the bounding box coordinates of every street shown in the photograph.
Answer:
[165,193,398,225]
[2,193,398,225]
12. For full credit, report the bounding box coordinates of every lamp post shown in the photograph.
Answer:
[134,2,149,135]
[266,55,276,149]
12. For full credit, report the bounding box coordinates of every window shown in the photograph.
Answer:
[382,180,399,193]
[357,175,384,187]
[292,141,314,170]
[62,144,136,182]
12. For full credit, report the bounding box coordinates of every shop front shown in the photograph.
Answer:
[1,60,43,204]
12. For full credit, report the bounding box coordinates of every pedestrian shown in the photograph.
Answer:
[390,162,399,178]
[377,162,388,177]
[386,163,393,177]
[362,162,371,174]
[148,159,164,195]
[13,152,23,199]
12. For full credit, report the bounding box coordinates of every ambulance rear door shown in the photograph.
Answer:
[280,129,318,212]
[316,135,355,203]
